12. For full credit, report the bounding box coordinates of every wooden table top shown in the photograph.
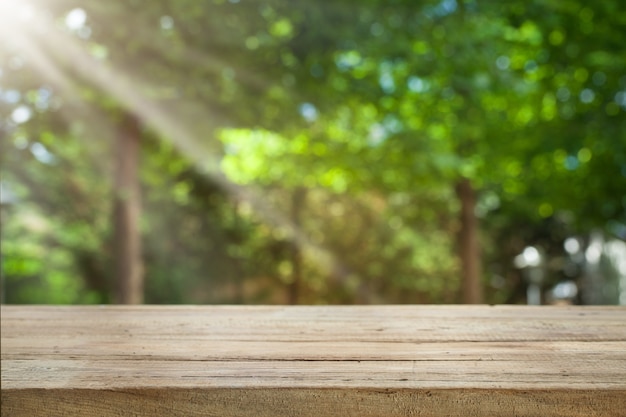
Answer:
[2,305,625,416]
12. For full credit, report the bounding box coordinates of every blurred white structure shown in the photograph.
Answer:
[580,231,626,305]
[514,246,545,305]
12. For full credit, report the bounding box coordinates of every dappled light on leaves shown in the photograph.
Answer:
[1,0,625,305]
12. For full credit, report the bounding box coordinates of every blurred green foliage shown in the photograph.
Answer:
[1,0,625,304]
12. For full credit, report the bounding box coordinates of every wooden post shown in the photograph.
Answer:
[2,305,625,416]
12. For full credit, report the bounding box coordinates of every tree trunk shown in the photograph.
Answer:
[289,187,306,305]
[455,178,483,304]
[232,199,244,304]
[113,113,144,304]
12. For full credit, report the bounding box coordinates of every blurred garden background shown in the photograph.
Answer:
[1,0,625,305]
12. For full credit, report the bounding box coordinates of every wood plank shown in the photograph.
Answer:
[2,305,626,416]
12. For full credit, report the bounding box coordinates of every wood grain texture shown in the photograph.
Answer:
[2,305,625,416]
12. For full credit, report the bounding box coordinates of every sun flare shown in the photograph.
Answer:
[0,0,347,289]
[0,0,38,44]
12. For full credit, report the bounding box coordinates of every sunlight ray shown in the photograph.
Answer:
[2,25,117,175]
[4,4,356,290]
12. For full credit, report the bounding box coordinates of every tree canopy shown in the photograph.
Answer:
[1,0,625,305]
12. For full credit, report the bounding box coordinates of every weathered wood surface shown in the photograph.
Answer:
[1,305,625,416]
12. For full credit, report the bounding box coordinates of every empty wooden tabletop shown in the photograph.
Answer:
[2,305,625,416]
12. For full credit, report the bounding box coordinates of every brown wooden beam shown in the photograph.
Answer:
[2,305,625,416]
